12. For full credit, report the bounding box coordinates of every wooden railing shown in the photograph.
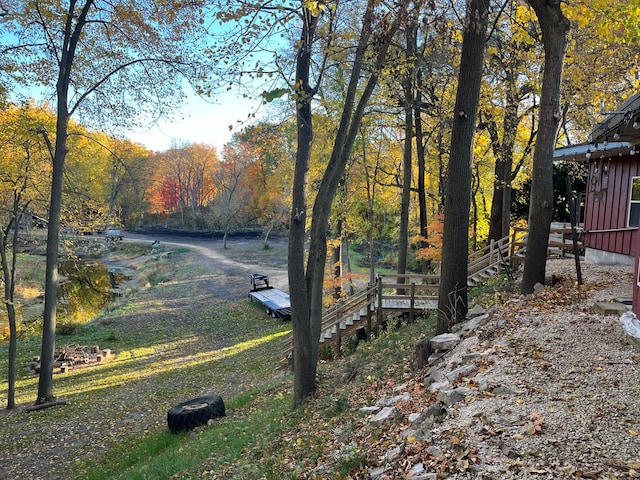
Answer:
[279,228,550,367]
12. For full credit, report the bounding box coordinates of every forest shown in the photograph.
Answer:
[1,0,639,407]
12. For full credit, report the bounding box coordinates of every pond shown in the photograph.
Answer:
[0,259,129,331]
[57,259,129,324]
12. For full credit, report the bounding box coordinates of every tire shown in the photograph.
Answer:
[167,395,225,434]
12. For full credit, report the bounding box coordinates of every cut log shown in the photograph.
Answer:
[23,398,69,412]
[413,338,433,371]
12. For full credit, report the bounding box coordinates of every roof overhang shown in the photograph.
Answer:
[554,141,638,162]
[591,91,640,145]
[555,91,640,162]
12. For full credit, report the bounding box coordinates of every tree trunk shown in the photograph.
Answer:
[415,81,429,274]
[398,12,418,282]
[332,220,342,301]
[289,6,318,409]
[397,77,414,282]
[37,106,69,404]
[37,0,94,405]
[437,0,489,334]
[521,0,570,294]
[1,213,22,409]
[290,0,408,407]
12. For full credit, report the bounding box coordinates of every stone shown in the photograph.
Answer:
[376,392,411,406]
[424,366,445,385]
[457,313,490,335]
[359,406,381,414]
[368,466,386,479]
[445,364,478,383]
[411,402,447,426]
[428,445,443,457]
[437,387,473,406]
[369,406,398,425]
[492,385,516,396]
[466,304,486,319]
[385,443,404,462]
[430,333,461,352]
[429,381,449,393]
[533,282,545,294]
[593,301,629,315]
[477,379,491,392]
[461,353,481,364]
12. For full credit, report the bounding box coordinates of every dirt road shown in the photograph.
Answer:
[122,231,290,297]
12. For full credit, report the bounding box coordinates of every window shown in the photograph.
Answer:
[629,176,640,227]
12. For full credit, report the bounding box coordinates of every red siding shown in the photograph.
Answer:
[583,154,639,256]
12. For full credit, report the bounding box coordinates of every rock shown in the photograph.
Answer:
[492,385,516,396]
[476,379,491,391]
[594,301,629,316]
[368,466,386,479]
[428,445,443,457]
[360,406,381,414]
[376,392,411,406]
[456,313,490,335]
[445,364,477,383]
[467,304,486,318]
[533,282,545,294]
[385,443,405,462]
[369,406,398,425]
[461,353,481,364]
[430,333,461,352]
[411,402,447,426]
[407,463,438,480]
[424,366,445,385]
[429,381,449,393]
[437,387,473,406]
[408,412,421,422]
[427,353,444,365]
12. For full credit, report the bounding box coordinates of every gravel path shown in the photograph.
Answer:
[351,258,640,479]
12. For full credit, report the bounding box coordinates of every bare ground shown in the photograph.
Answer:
[2,238,640,480]
[0,233,290,480]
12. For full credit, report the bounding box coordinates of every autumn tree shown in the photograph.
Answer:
[1,0,209,405]
[521,0,570,294]
[227,123,295,244]
[0,103,53,409]
[437,0,490,333]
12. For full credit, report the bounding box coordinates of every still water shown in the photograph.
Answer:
[0,260,127,329]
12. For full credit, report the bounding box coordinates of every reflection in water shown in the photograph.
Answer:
[0,260,129,332]
[58,260,128,323]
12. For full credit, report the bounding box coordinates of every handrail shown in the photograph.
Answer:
[281,228,533,366]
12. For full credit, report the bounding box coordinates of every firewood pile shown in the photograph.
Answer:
[27,345,112,374]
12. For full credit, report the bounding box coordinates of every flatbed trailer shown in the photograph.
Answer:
[248,273,291,320]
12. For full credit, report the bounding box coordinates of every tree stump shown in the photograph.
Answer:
[413,338,433,371]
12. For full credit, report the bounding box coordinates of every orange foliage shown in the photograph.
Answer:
[415,214,444,264]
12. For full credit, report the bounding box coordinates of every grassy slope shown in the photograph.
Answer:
[0,239,439,480]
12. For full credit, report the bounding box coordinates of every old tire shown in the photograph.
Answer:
[167,395,225,434]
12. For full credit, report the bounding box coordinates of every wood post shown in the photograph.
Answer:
[376,276,383,336]
[366,284,372,338]
[413,338,432,371]
[409,283,416,323]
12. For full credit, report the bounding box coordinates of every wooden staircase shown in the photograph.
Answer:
[280,231,529,366]
[467,229,528,287]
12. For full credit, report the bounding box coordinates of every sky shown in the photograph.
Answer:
[125,91,265,154]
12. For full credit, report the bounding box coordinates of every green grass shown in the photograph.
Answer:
[79,383,296,480]
[1,240,440,480]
